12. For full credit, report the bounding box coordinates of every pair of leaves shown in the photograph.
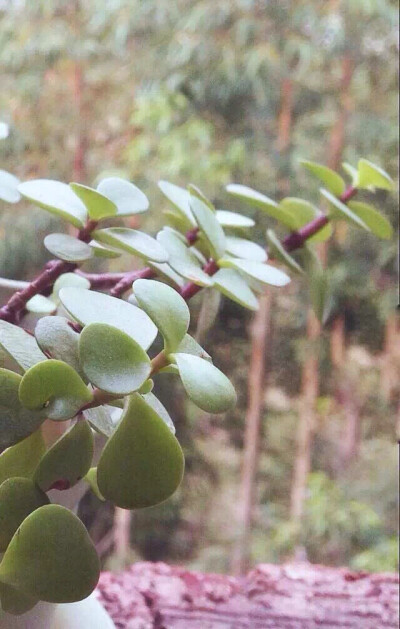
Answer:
[157,228,213,287]
[219,257,290,288]
[92,227,168,263]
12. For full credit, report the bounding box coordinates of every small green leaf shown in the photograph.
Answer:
[0,477,49,551]
[35,316,82,376]
[226,184,293,227]
[347,201,393,239]
[79,323,151,395]
[157,230,214,287]
[59,287,157,350]
[278,198,332,243]
[34,420,93,492]
[173,353,236,413]
[0,504,100,603]
[216,209,255,228]
[148,261,185,287]
[89,240,121,259]
[266,229,303,274]
[0,170,21,203]
[52,273,90,298]
[97,394,184,509]
[320,188,370,230]
[0,430,46,486]
[97,177,149,215]
[300,160,346,196]
[357,159,394,191]
[303,248,331,324]
[163,208,194,234]
[0,369,46,449]
[213,268,259,311]
[44,233,93,262]
[84,467,104,501]
[158,180,196,226]
[82,406,116,438]
[0,321,47,372]
[219,258,291,287]
[138,379,154,394]
[25,294,57,315]
[225,236,267,262]
[142,392,175,434]
[190,195,226,260]
[342,162,358,184]
[187,184,215,210]
[18,180,87,228]
[92,227,168,263]
[133,279,190,353]
[175,334,212,362]
[19,360,92,421]
[0,582,38,615]
[70,183,117,220]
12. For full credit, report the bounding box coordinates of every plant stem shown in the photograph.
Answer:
[110,267,156,298]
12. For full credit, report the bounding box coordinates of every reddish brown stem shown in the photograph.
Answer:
[179,259,219,301]
[110,267,156,298]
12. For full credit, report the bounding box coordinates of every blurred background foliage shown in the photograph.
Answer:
[0,0,398,573]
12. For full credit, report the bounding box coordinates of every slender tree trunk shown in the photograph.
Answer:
[232,291,272,575]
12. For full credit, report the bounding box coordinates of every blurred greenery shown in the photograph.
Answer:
[1,0,398,573]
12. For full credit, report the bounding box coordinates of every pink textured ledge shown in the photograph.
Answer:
[96,561,399,628]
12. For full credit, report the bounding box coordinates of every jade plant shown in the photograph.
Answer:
[0,156,394,614]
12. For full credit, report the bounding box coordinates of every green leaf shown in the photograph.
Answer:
[213,268,259,311]
[187,184,215,211]
[148,261,185,287]
[139,379,154,394]
[266,229,303,274]
[225,236,266,262]
[52,273,90,298]
[89,240,122,259]
[79,323,151,395]
[0,170,21,203]
[175,334,212,362]
[357,159,394,191]
[173,353,236,413]
[0,504,100,603]
[219,258,291,287]
[157,229,214,287]
[97,394,184,509]
[226,184,293,227]
[303,248,331,324]
[300,160,346,196]
[278,198,332,243]
[215,210,255,228]
[158,180,196,226]
[0,430,46,486]
[190,195,226,260]
[0,478,49,552]
[18,180,87,228]
[0,370,46,449]
[35,316,82,376]
[19,360,92,421]
[59,287,157,350]
[163,208,194,234]
[142,392,175,434]
[44,233,93,262]
[25,294,57,315]
[34,420,93,492]
[97,177,149,216]
[133,279,190,353]
[320,188,370,230]
[0,582,38,615]
[347,201,393,239]
[342,162,358,184]
[82,406,116,438]
[92,227,168,263]
[69,183,117,220]
[0,321,47,372]
[84,467,104,501]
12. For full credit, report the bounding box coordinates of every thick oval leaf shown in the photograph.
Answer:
[18,180,87,228]
[219,258,291,287]
[0,582,38,615]
[0,430,46,486]
[89,240,121,259]
[19,360,92,421]
[300,160,345,196]
[52,272,90,298]
[25,294,56,315]
[320,188,369,230]
[0,169,21,203]
[158,180,196,225]
[0,321,47,372]
[0,504,100,603]
[279,197,315,229]
[44,233,93,262]
[216,209,255,228]
[79,323,151,395]
[342,161,358,184]
[84,467,104,501]
[157,230,214,287]
[176,334,212,362]
[190,196,226,260]
[70,183,117,220]
[148,261,185,287]
[226,184,293,227]
[97,177,149,215]
[139,379,154,394]
[133,279,190,353]
[97,394,184,509]
[173,353,236,413]
[0,478,49,551]
[0,370,46,449]
[35,316,82,376]
[34,420,93,492]
[347,201,393,239]
[142,392,175,434]
[357,159,394,191]
[187,184,215,211]
[213,268,259,311]
[92,227,168,263]
[225,236,267,262]
[82,406,116,438]
[266,229,303,274]
[59,287,157,350]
